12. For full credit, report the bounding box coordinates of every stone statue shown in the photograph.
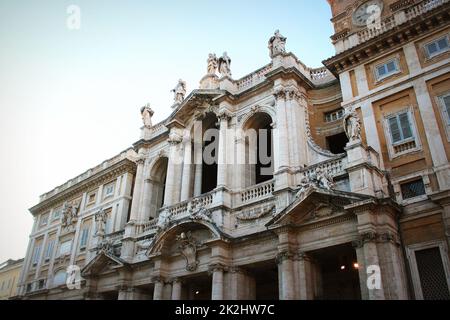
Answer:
[268,30,287,58]
[315,167,335,190]
[218,52,232,77]
[94,209,108,237]
[343,110,361,142]
[156,210,171,231]
[171,79,187,104]
[295,167,335,199]
[141,104,154,127]
[207,53,218,75]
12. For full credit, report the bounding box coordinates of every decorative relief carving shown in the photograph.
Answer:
[61,200,80,230]
[295,167,335,199]
[96,239,114,255]
[176,232,199,272]
[236,204,275,222]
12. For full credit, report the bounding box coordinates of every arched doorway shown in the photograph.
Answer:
[243,112,274,187]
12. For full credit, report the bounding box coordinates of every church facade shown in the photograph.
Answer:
[16,0,450,300]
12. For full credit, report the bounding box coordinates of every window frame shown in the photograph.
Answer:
[384,108,421,159]
[44,239,55,262]
[52,206,62,221]
[406,240,450,300]
[103,181,116,200]
[324,108,345,123]
[437,92,450,142]
[400,178,426,200]
[86,191,97,207]
[58,240,72,257]
[374,57,401,82]
[79,227,90,251]
[424,35,450,59]
[32,243,42,267]
[40,213,49,227]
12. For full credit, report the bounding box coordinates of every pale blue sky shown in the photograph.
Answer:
[0,0,335,262]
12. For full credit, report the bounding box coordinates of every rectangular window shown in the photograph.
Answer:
[32,244,42,266]
[40,214,49,227]
[387,111,414,143]
[37,279,46,290]
[44,239,55,261]
[415,247,450,300]
[58,240,72,256]
[79,227,89,250]
[103,182,115,199]
[375,58,399,81]
[86,192,97,206]
[401,178,426,200]
[26,283,33,293]
[52,207,62,220]
[425,36,450,58]
[324,108,345,123]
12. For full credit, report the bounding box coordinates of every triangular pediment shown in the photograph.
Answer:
[266,187,372,227]
[81,251,127,277]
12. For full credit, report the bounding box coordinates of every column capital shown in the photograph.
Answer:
[273,87,288,101]
[217,110,232,121]
[151,276,165,283]
[168,133,183,146]
[135,157,146,166]
[208,263,227,273]
[275,250,296,265]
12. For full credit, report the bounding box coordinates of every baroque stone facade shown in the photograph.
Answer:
[16,0,450,300]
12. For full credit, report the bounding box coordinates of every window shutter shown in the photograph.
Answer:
[388,117,401,143]
[443,96,450,125]
[399,112,413,140]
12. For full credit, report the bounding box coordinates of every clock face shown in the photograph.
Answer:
[352,0,384,27]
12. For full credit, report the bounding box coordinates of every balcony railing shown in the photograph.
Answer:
[240,180,275,203]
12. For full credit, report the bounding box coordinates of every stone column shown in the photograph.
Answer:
[164,134,183,206]
[217,111,231,188]
[357,232,385,300]
[286,88,308,167]
[352,241,369,300]
[152,277,164,301]
[129,157,146,221]
[273,88,290,171]
[180,139,193,202]
[171,278,182,300]
[140,178,153,221]
[276,251,296,300]
[296,252,314,300]
[210,264,225,300]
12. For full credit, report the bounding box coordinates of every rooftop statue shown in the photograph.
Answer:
[207,53,218,75]
[268,29,287,58]
[141,103,154,127]
[171,79,187,104]
[218,52,232,77]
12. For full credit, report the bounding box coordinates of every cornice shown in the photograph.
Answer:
[29,159,137,215]
[324,3,450,76]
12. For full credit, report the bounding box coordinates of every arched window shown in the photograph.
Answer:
[244,112,274,187]
[149,157,168,219]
